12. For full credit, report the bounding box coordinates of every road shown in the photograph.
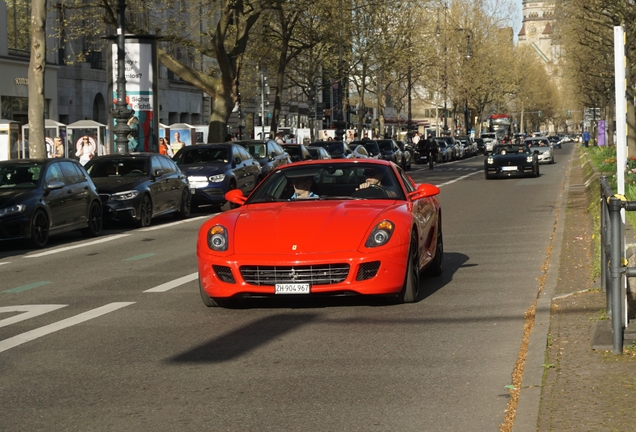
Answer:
[0,146,573,431]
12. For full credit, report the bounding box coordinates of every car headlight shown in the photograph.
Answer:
[365,220,394,248]
[188,176,209,183]
[111,190,140,201]
[0,204,26,216]
[209,174,225,182]
[526,156,533,162]
[487,157,494,164]
[208,225,228,251]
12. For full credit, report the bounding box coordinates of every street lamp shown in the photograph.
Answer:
[112,0,133,155]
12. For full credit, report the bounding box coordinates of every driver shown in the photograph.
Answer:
[358,168,397,198]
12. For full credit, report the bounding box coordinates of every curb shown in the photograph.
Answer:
[512,147,574,432]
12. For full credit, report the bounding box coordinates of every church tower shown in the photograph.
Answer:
[518,0,559,66]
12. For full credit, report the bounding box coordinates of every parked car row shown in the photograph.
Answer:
[0,133,423,248]
[414,135,480,165]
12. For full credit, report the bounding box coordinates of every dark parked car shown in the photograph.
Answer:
[308,141,353,159]
[0,158,102,248]
[234,139,291,177]
[281,143,313,162]
[376,139,405,167]
[396,140,412,170]
[85,153,191,227]
[474,138,485,154]
[442,136,458,160]
[173,143,262,210]
[434,138,451,163]
[306,146,332,160]
[350,140,380,159]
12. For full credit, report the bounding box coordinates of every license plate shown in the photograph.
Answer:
[502,166,517,171]
[275,283,310,294]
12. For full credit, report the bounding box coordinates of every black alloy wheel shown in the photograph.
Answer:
[81,201,103,237]
[137,195,153,227]
[175,188,192,219]
[30,210,50,248]
[400,232,421,303]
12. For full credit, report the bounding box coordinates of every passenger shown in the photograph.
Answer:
[291,176,318,199]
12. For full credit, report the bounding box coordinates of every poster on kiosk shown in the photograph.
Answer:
[108,35,160,154]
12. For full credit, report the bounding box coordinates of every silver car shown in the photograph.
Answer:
[524,137,555,164]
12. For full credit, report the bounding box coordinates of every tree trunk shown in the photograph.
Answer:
[28,0,47,158]
[208,80,234,143]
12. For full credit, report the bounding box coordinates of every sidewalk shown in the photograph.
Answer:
[529,148,636,431]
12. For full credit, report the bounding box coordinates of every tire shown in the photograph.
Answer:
[426,215,443,276]
[400,232,420,303]
[199,278,234,308]
[221,181,237,211]
[174,188,192,219]
[485,171,494,180]
[551,157,556,164]
[30,209,50,248]
[137,194,153,227]
[81,201,103,237]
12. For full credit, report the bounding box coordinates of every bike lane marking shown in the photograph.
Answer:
[123,253,157,261]
[144,272,198,293]
[3,281,52,293]
[0,305,67,328]
[0,302,135,354]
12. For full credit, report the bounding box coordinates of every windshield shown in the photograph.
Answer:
[86,159,148,177]
[282,146,303,161]
[174,147,229,164]
[0,163,42,188]
[494,145,530,155]
[377,140,393,151]
[247,163,405,203]
[327,142,346,155]
[243,144,267,159]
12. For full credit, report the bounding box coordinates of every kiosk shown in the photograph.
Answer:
[168,123,195,155]
[0,119,21,161]
[67,120,108,164]
[22,119,68,158]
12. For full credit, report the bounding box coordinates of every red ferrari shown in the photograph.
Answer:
[197,159,442,307]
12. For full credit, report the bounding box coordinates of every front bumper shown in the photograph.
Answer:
[0,213,31,241]
[190,184,227,204]
[485,165,535,177]
[197,244,409,299]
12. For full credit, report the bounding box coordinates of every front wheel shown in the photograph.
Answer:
[30,210,50,248]
[199,278,235,308]
[137,195,153,227]
[81,201,103,237]
[426,216,443,276]
[175,189,192,219]
[399,233,420,303]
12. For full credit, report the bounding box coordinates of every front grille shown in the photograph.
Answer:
[240,264,350,286]
[356,261,380,281]
[99,194,110,203]
[213,265,236,284]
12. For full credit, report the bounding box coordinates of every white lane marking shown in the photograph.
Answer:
[0,262,10,266]
[24,234,132,258]
[436,170,481,188]
[138,215,210,232]
[0,305,67,328]
[144,272,198,293]
[0,302,135,354]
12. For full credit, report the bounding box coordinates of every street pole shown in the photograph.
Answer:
[407,66,412,139]
[112,0,133,155]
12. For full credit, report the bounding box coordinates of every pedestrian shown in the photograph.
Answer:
[412,132,421,146]
[275,132,284,145]
[75,136,95,165]
[423,134,438,170]
[583,129,590,147]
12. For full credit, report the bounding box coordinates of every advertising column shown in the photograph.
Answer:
[107,35,160,153]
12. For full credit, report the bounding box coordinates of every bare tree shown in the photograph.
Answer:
[28,0,47,158]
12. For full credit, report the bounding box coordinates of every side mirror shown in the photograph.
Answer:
[44,181,65,193]
[152,168,164,179]
[225,188,247,205]
[234,156,242,165]
[408,183,440,200]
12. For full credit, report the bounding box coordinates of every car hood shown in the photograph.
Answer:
[179,162,227,175]
[231,201,400,254]
[0,188,33,207]
[90,177,147,193]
